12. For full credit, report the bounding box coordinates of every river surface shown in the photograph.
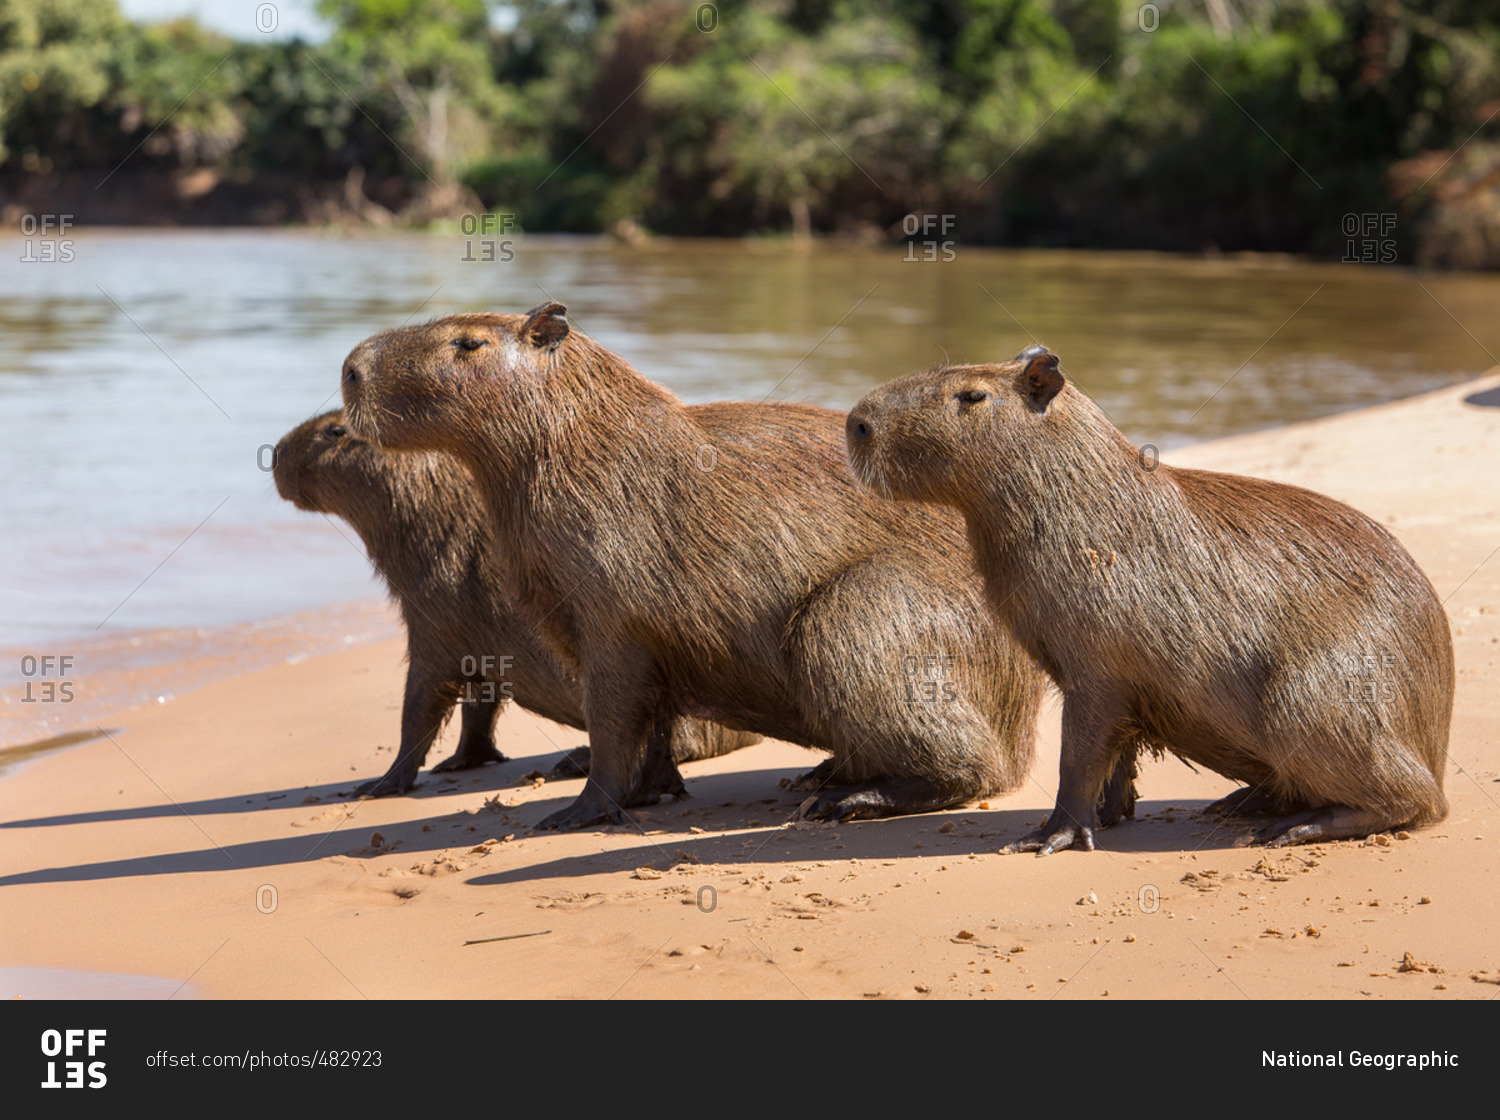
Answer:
[1,230,1497,690]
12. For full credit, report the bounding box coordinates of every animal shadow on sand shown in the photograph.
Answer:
[0,748,1259,887]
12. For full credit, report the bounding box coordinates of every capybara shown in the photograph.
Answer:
[272,409,757,799]
[338,304,1060,830]
[846,345,1453,853]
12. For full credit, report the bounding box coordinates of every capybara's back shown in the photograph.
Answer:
[338,305,1054,830]
[847,346,1452,851]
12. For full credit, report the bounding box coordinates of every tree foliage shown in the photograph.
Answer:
[2,0,1498,263]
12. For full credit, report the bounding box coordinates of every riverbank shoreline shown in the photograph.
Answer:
[2,370,1497,999]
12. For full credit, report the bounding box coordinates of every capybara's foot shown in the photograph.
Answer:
[787,758,839,792]
[547,746,593,779]
[1257,805,1400,847]
[798,787,895,822]
[432,742,508,773]
[1005,809,1098,855]
[797,777,972,821]
[1096,768,1138,828]
[620,749,689,807]
[1204,786,1292,818]
[536,781,629,831]
[354,765,418,798]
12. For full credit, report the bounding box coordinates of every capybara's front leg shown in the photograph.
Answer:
[537,656,658,830]
[432,693,508,773]
[356,667,455,797]
[1008,695,1129,855]
[544,724,686,804]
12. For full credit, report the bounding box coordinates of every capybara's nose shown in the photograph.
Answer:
[343,365,361,388]
[847,412,873,443]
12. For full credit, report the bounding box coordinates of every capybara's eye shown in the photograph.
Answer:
[326,424,347,438]
[455,338,489,352]
[958,388,988,404]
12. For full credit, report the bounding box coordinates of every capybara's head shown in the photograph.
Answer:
[339,303,574,458]
[846,345,1069,505]
[273,409,383,515]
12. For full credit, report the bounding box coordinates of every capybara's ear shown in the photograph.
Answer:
[1017,349,1064,412]
[521,302,569,349]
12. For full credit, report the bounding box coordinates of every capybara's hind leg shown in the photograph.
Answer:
[1259,805,1410,847]
[1096,744,1139,828]
[548,746,593,779]
[787,758,839,792]
[799,775,976,822]
[618,722,689,807]
[432,695,508,772]
[1204,786,1298,818]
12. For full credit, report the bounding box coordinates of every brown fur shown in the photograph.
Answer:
[273,409,756,799]
[847,346,1454,852]
[338,305,1051,829]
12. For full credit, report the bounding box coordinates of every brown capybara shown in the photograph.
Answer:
[272,409,757,800]
[338,304,1063,831]
[846,344,1454,853]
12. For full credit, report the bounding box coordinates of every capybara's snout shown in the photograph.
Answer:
[270,437,290,497]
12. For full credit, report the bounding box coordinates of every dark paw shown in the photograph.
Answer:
[1005,811,1097,855]
[1096,777,1138,828]
[787,759,839,793]
[432,742,508,773]
[547,746,592,780]
[621,768,688,808]
[797,788,895,822]
[536,782,628,831]
[354,767,416,798]
[1204,786,1297,819]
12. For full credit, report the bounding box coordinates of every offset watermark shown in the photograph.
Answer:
[1342,653,1398,704]
[902,214,956,262]
[256,884,279,914]
[902,653,960,703]
[39,1029,107,1089]
[695,3,718,32]
[18,214,75,262]
[1137,4,1160,32]
[459,212,516,263]
[255,3,278,32]
[1137,883,1160,914]
[1138,443,1160,473]
[19,654,76,703]
[1342,213,1397,264]
[459,654,514,703]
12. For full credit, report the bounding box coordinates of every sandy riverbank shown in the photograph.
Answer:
[3,373,1498,999]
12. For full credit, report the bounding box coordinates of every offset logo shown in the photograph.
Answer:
[40,1029,107,1089]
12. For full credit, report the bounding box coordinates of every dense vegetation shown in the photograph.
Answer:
[2,0,1498,265]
